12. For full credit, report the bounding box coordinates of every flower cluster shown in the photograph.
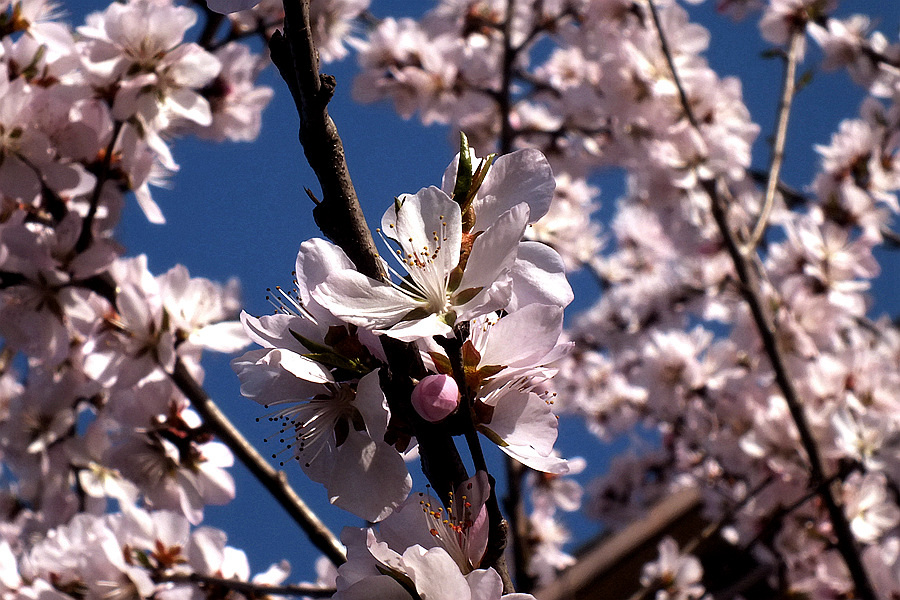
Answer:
[332,473,536,599]
[346,0,900,594]
[229,129,579,596]
[3,0,900,597]
[0,0,303,595]
[6,505,289,598]
[233,140,574,531]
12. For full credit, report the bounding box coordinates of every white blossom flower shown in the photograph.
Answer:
[844,472,900,544]
[233,343,409,522]
[640,537,706,600]
[334,473,536,600]
[314,186,528,341]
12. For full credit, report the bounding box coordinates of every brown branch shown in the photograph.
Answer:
[644,1,876,598]
[76,120,124,254]
[740,470,849,554]
[436,329,514,591]
[748,169,900,246]
[492,1,534,589]
[465,429,514,594]
[746,28,803,251]
[160,571,335,598]
[169,359,347,566]
[268,0,382,281]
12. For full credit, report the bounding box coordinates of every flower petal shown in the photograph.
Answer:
[479,304,563,369]
[403,546,472,600]
[382,186,462,281]
[326,430,412,522]
[472,149,555,231]
[296,238,357,324]
[457,203,529,297]
[497,444,570,474]
[314,269,422,329]
[507,241,573,311]
[231,348,332,404]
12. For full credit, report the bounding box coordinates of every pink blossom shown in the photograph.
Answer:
[411,374,460,422]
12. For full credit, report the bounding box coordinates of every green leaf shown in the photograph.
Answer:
[429,351,454,375]
[477,364,505,379]
[334,417,350,447]
[134,550,154,569]
[452,131,474,206]
[399,306,433,322]
[461,340,482,366]
[446,265,464,293]
[439,309,457,327]
[477,425,509,447]
[452,286,483,306]
[351,407,367,432]
[302,352,361,372]
[288,328,332,354]
[462,154,497,213]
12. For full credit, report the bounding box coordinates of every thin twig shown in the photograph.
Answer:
[883,227,900,247]
[747,169,806,208]
[169,359,347,566]
[160,571,335,597]
[644,1,876,598]
[748,169,900,245]
[746,29,804,252]
[0,345,12,375]
[76,120,124,254]
[465,430,514,594]
[740,470,849,554]
[192,0,226,48]
[435,330,514,592]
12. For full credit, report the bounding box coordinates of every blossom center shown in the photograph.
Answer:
[419,488,478,573]
[263,383,362,467]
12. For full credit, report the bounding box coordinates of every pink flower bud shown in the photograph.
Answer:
[411,374,460,423]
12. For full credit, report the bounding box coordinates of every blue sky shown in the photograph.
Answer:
[67,0,900,584]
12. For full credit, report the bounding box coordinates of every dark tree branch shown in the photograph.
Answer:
[466,431,515,594]
[268,0,382,280]
[491,1,536,589]
[436,329,514,591]
[76,120,123,254]
[160,571,336,598]
[192,0,226,48]
[497,0,517,154]
[504,456,534,592]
